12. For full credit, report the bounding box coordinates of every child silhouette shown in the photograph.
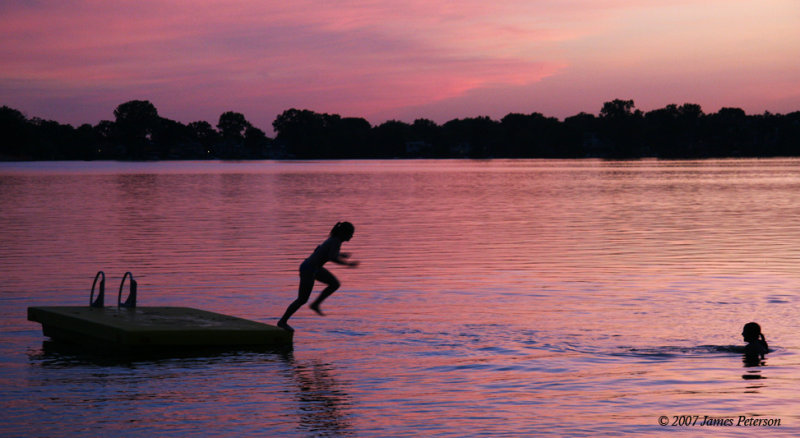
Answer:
[277,222,359,332]
[742,322,768,362]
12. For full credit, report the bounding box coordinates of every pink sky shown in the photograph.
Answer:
[1,0,799,133]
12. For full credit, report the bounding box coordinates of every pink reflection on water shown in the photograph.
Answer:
[4,159,800,435]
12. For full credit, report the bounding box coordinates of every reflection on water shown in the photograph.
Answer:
[283,355,354,436]
[26,343,353,437]
[2,159,800,436]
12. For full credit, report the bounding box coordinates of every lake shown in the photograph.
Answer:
[1,159,799,436]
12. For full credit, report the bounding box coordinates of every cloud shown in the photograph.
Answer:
[1,0,798,129]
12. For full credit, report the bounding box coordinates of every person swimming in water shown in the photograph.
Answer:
[277,222,359,332]
[742,322,769,362]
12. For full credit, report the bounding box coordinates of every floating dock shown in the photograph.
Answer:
[28,306,293,350]
[28,271,292,352]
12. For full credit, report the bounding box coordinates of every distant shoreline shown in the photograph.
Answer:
[3,99,799,161]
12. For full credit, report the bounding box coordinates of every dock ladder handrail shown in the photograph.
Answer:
[118,272,138,308]
[90,271,105,308]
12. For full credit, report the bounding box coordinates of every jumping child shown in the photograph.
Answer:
[277,222,359,332]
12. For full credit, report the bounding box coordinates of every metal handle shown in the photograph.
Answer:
[90,271,105,308]
[118,272,138,308]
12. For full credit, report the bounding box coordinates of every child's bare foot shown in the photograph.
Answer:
[277,320,294,332]
[310,303,325,316]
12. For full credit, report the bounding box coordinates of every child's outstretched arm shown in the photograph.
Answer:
[333,252,359,267]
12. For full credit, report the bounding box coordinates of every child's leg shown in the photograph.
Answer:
[278,273,315,329]
[310,268,340,315]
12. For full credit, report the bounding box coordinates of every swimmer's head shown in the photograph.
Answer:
[330,221,355,241]
[742,322,763,343]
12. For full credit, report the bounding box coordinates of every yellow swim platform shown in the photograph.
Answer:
[27,272,292,351]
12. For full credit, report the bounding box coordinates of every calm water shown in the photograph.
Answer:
[2,159,800,436]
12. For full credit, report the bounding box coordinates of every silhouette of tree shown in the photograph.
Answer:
[0,106,31,159]
[500,112,562,157]
[778,111,800,156]
[72,124,99,160]
[215,111,255,158]
[707,107,748,155]
[599,99,644,157]
[28,117,68,159]
[679,103,703,119]
[563,112,598,157]
[273,109,338,158]
[188,121,219,157]
[330,117,371,157]
[114,100,159,128]
[600,99,638,119]
[373,120,411,157]
[92,120,117,158]
[442,116,499,157]
[409,119,440,156]
[3,99,800,161]
[645,103,707,157]
[113,100,160,158]
[217,111,251,140]
[244,125,271,158]
[152,118,191,158]
[645,104,681,156]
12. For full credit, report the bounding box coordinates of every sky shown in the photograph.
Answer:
[1,0,799,134]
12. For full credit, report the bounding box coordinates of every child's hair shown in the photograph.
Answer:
[742,322,763,342]
[330,221,355,239]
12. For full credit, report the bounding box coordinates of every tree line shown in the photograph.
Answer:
[2,99,799,160]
